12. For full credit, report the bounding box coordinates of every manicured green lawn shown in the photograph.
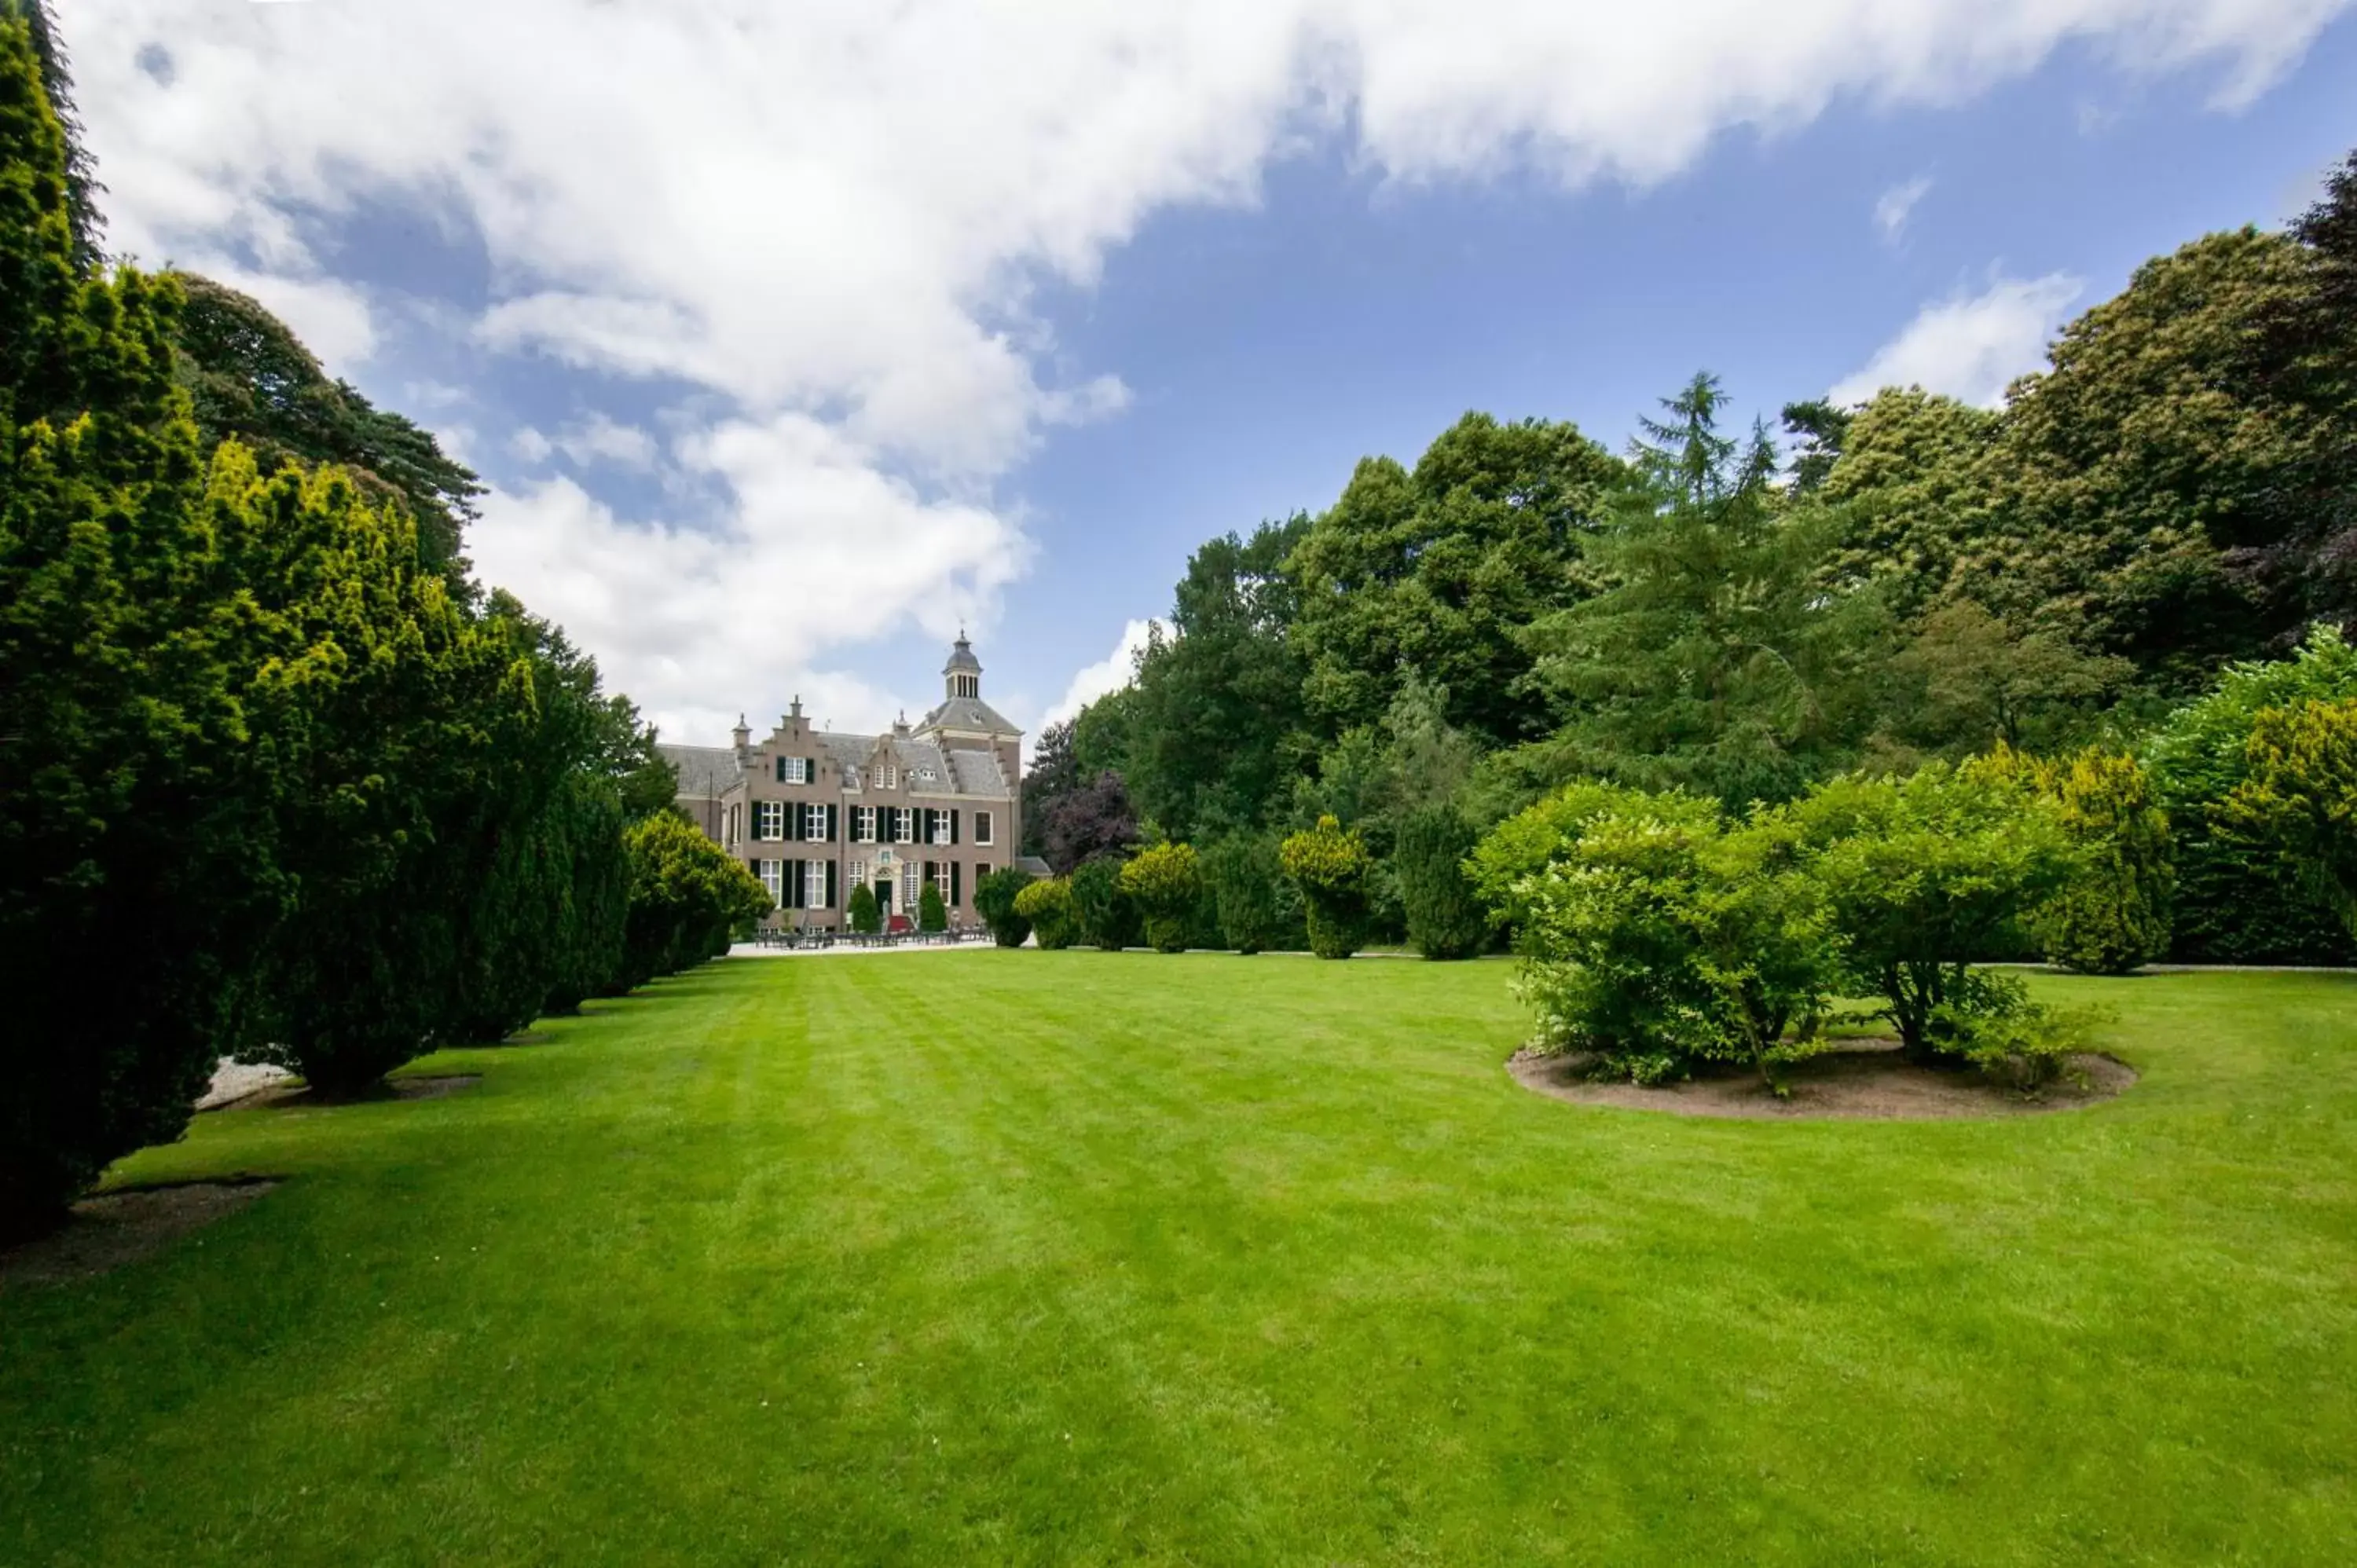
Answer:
[5,955,2355,1565]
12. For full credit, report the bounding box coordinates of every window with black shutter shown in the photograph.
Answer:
[824,860,838,909]
[951,862,962,907]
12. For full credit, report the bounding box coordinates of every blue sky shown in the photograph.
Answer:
[60,0,2357,745]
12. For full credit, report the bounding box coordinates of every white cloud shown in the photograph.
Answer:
[1043,619,1162,730]
[1830,273,2087,408]
[1874,175,1933,244]
[470,416,1028,737]
[63,0,2350,735]
[553,414,661,472]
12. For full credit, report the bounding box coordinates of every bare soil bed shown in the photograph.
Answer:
[0,1178,280,1289]
[1509,1039,2135,1120]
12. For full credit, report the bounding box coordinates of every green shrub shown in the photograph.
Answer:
[614,812,772,995]
[2146,628,2357,962]
[847,881,882,936]
[918,881,948,933]
[1929,969,2106,1095]
[1202,835,1281,954]
[1119,842,1203,954]
[1013,877,1079,949]
[1791,764,2077,1064]
[1514,798,1832,1088]
[1982,744,2175,973]
[1280,816,1373,959]
[971,867,1035,947]
[1070,858,1138,951]
[1394,807,1486,960]
[1468,782,1718,940]
[2222,697,2357,940]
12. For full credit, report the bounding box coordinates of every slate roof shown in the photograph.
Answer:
[705,730,1012,799]
[919,694,1021,735]
[658,743,742,799]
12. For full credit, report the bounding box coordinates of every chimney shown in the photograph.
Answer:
[731,713,751,766]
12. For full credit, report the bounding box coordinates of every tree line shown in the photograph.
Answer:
[1022,146,2357,975]
[1,11,767,1240]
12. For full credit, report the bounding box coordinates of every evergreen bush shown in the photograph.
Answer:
[1394,807,1487,960]
[848,881,882,936]
[972,866,1035,947]
[918,881,948,933]
[2221,697,2357,940]
[1014,877,1080,949]
[1279,816,1372,959]
[1981,744,2175,974]
[1069,857,1138,951]
[2146,629,2357,962]
[1202,836,1281,954]
[1119,842,1202,953]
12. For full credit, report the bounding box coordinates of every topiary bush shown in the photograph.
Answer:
[1279,815,1373,960]
[972,866,1036,947]
[1202,835,1281,954]
[1014,876,1079,949]
[918,881,948,933]
[1394,806,1487,960]
[847,881,882,936]
[1119,842,1202,953]
[1069,857,1138,951]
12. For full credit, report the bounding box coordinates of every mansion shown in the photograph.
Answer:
[660,637,1043,929]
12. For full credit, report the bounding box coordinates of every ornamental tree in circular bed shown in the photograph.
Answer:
[1120,842,1203,953]
[1280,816,1373,959]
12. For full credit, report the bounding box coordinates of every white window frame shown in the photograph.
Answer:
[805,859,829,910]
[892,808,913,844]
[849,858,868,888]
[873,762,898,790]
[855,805,876,844]
[929,810,952,846]
[757,859,783,906]
[973,810,993,847]
[900,864,920,910]
[755,801,784,842]
[801,803,827,840]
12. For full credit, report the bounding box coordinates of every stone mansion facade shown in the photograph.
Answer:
[659,637,1043,929]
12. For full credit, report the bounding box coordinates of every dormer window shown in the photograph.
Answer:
[775,756,814,785]
[873,762,898,790]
